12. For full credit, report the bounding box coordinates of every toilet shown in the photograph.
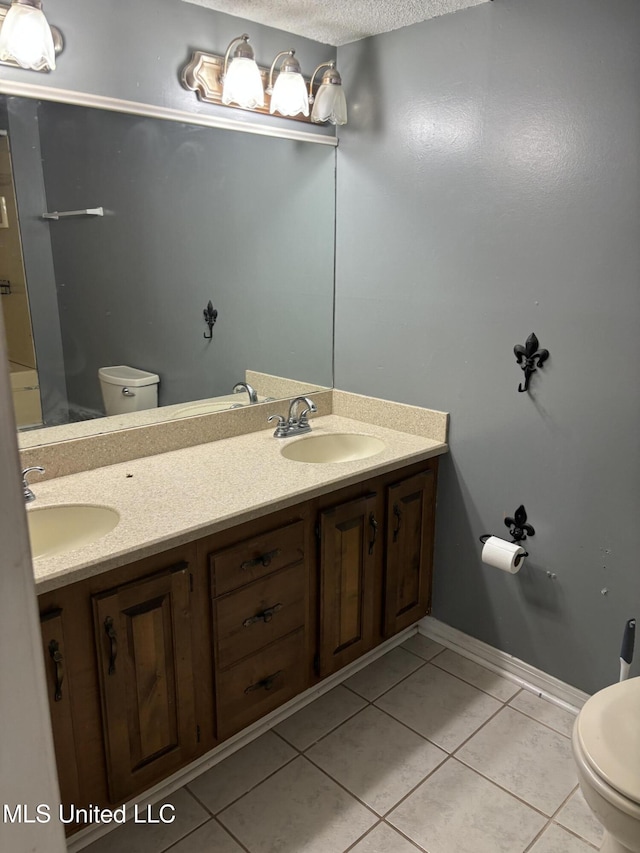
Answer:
[98,365,160,415]
[572,676,640,852]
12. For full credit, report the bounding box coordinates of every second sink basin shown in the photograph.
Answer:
[281,433,385,464]
[28,504,120,560]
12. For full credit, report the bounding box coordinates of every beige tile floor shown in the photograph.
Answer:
[82,635,605,853]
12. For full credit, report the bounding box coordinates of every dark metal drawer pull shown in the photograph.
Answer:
[104,616,117,675]
[244,669,283,694]
[369,513,378,555]
[243,603,283,627]
[240,549,281,571]
[393,504,402,543]
[48,639,64,702]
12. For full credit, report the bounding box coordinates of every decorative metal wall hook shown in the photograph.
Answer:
[514,333,549,393]
[504,504,535,543]
[203,300,218,339]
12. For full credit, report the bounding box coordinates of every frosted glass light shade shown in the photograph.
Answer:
[270,71,309,117]
[0,1,55,71]
[222,56,264,109]
[311,83,347,125]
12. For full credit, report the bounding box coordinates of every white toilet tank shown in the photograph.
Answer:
[99,365,160,415]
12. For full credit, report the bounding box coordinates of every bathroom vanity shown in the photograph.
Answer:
[29,401,447,833]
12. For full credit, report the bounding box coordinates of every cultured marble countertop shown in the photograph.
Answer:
[30,414,448,594]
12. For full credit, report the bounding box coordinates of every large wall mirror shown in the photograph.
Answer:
[0,94,336,446]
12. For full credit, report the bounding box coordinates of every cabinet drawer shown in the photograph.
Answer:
[214,563,306,670]
[216,629,305,740]
[210,520,305,596]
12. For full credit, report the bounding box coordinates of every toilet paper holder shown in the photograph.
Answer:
[479,504,535,562]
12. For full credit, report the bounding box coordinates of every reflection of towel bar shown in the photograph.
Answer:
[42,207,104,221]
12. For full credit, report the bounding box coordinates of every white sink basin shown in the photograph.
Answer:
[280,433,386,464]
[27,504,120,560]
[168,400,239,418]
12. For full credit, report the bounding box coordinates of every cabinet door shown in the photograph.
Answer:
[40,608,82,808]
[384,470,436,637]
[318,493,379,677]
[93,561,197,803]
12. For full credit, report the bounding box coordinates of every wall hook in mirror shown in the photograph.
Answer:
[504,504,535,543]
[203,300,218,339]
[42,206,103,220]
[514,332,549,393]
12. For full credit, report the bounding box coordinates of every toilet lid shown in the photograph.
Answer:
[576,676,640,803]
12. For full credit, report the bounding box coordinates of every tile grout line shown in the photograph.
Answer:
[342,817,430,853]
[521,782,601,853]
[548,784,597,843]
[340,645,439,706]
[503,698,577,739]
[271,693,368,754]
[160,815,252,853]
[184,749,300,828]
[341,818,386,853]
[428,654,524,703]
[178,786,254,853]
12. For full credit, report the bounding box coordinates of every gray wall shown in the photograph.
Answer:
[335,0,640,694]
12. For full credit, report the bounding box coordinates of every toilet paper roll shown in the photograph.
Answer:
[481,536,526,574]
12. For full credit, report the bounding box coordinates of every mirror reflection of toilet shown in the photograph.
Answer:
[572,677,640,853]
[98,366,159,416]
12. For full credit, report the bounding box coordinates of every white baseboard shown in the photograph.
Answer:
[418,615,590,713]
[66,624,416,852]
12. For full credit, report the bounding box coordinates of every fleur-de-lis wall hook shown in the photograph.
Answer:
[203,300,218,339]
[504,504,535,543]
[514,332,549,393]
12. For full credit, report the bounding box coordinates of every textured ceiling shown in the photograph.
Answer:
[182,0,490,46]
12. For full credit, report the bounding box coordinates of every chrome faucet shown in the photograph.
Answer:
[22,466,45,503]
[232,382,258,404]
[268,396,318,438]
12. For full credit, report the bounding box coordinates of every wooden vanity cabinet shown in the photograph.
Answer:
[36,455,438,830]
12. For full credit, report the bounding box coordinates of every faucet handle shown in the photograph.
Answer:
[22,466,45,503]
[288,396,317,424]
[268,414,288,438]
[299,398,317,421]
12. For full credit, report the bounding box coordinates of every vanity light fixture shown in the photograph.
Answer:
[221,34,264,110]
[267,49,309,117]
[0,0,62,72]
[309,61,347,126]
[181,39,345,127]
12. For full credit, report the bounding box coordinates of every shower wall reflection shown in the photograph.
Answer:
[0,132,43,428]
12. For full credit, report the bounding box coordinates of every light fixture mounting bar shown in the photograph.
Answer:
[181,50,320,125]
